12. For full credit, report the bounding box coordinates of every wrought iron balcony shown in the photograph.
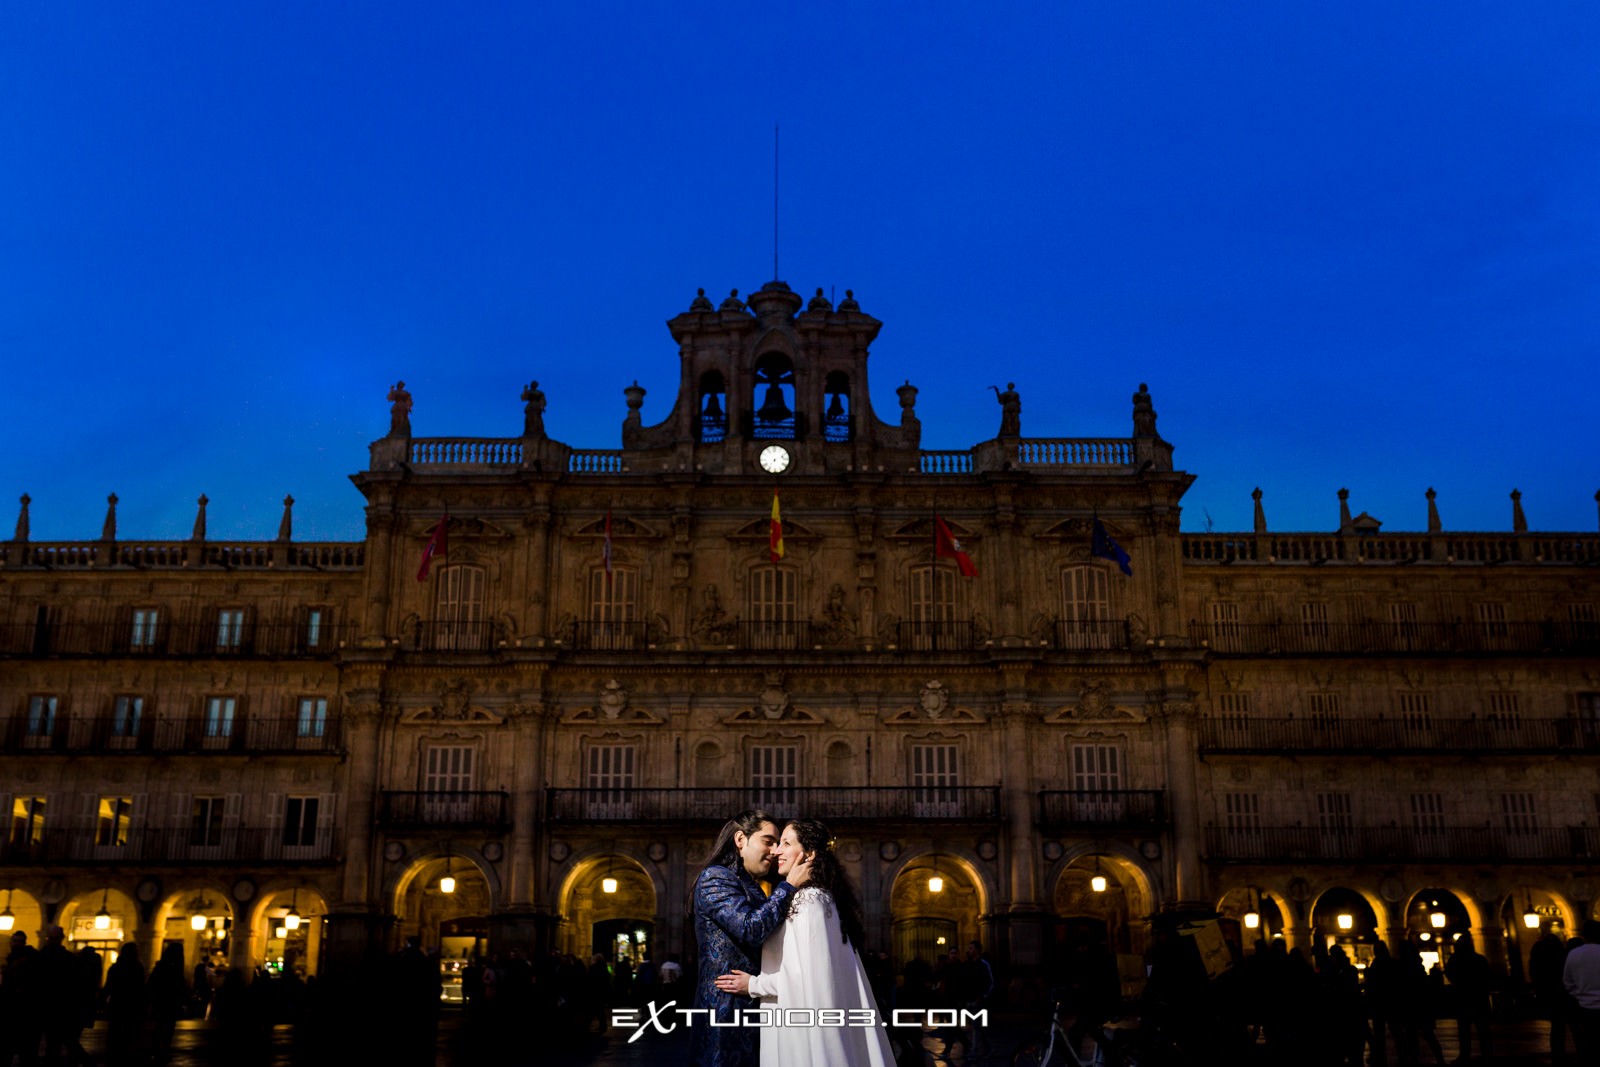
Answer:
[378,791,511,831]
[0,825,338,866]
[892,621,982,651]
[0,620,352,658]
[400,620,501,653]
[728,620,815,651]
[1038,790,1168,832]
[1053,619,1130,651]
[545,787,1003,824]
[1,715,343,755]
[567,621,651,651]
[1190,620,1600,656]
[1197,715,1599,755]
[1205,824,1600,865]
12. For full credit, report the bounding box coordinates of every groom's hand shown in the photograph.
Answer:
[786,855,813,888]
[714,969,751,996]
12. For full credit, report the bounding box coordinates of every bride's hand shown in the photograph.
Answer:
[714,969,751,995]
[786,854,813,888]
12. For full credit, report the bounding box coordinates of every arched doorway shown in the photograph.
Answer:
[155,886,237,981]
[0,886,44,941]
[250,887,328,977]
[1500,885,1572,987]
[1404,888,1473,974]
[1215,885,1287,949]
[556,854,657,966]
[888,853,984,967]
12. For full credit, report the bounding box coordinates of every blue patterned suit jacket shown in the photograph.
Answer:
[688,862,795,1067]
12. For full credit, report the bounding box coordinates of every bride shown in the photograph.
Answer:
[714,819,894,1067]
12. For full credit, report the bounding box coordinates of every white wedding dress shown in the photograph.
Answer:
[745,886,895,1067]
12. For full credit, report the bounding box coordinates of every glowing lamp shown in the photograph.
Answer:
[1336,913,1353,931]
[1430,911,1446,929]
[0,910,14,932]
[286,910,302,932]
[1090,875,1108,893]
[275,926,288,939]
[191,913,208,931]
[1419,932,1432,942]
[440,874,457,894]
[1243,910,1260,930]
[601,877,618,894]
[1524,910,1541,930]
[927,875,944,894]
[94,909,111,931]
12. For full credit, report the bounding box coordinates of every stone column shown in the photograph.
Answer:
[998,694,1047,971]
[1160,697,1204,902]
[524,501,552,638]
[325,694,386,973]
[362,508,397,640]
[506,700,544,906]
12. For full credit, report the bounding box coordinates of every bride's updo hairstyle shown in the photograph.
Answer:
[787,818,867,950]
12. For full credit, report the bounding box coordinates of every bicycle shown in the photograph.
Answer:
[1012,991,1123,1067]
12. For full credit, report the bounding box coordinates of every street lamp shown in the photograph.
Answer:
[191,913,208,932]
[928,855,944,894]
[1523,893,1541,930]
[1090,856,1107,894]
[601,851,617,895]
[1430,911,1446,929]
[0,890,14,932]
[1243,888,1261,930]
[1336,913,1353,932]
[286,890,302,931]
[94,889,112,931]
[441,855,457,895]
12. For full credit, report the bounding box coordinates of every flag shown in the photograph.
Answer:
[769,492,784,563]
[1092,516,1133,576]
[416,511,448,581]
[603,508,614,584]
[934,513,978,577]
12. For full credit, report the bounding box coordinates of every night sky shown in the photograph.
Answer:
[3,4,1596,542]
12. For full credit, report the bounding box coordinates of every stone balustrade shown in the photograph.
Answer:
[919,450,973,474]
[1183,532,1600,565]
[409,437,523,465]
[1014,438,1134,466]
[0,541,364,571]
[568,450,624,473]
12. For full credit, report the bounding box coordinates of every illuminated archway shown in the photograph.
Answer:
[555,851,659,964]
[153,884,237,979]
[1048,849,1158,957]
[887,850,990,965]
[393,852,497,958]
[246,885,330,977]
[0,885,44,940]
[1215,884,1288,949]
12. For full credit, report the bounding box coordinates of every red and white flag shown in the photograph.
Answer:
[769,492,784,563]
[416,511,448,581]
[934,513,978,577]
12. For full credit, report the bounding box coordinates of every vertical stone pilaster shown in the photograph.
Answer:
[506,700,544,906]
[1159,697,1204,902]
[362,508,396,639]
[525,501,552,637]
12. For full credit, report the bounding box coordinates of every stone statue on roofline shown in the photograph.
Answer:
[521,381,547,438]
[991,382,1021,437]
[386,381,413,438]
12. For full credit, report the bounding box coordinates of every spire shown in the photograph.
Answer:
[12,494,29,543]
[277,495,295,543]
[1426,488,1441,533]
[1252,488,1267,535]
[1337,488,1352,534]
[1510,489,1527,533]
[191,494,208,542]
[101,493,118,542]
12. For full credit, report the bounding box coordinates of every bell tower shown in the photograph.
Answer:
[620,281,923,475]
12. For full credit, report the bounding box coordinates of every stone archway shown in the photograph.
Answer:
[887,851,988,966]
[153,884,238,980]
[555,852,659,965]
[0,885,45,941]
[246,885,331,977]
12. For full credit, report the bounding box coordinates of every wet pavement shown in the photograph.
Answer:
[62,1011,1576,1065]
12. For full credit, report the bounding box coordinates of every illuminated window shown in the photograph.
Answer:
[9,796,45,848]
[130,608,160,650]
[96,796,133,847]
[296,698,328,738]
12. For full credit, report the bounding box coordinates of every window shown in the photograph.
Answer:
[1299,602,1330,645]
[1398,692,1433,743]
[1486,692,1521,731]
[296,698,328,739]
[203,697,236,747]
[1569,603,1598,642]
[1208,602,1241,651]
[748,568,799,649]
[8,796,45,849]
[1475,602,1509,644]
[749,745,798,811]
[190,796,226,848]
[1501,792,1538,834]
[1215,692,1252,746]
[1308,693,1343,744]
[1580,693,1600,744]
[435,565,486,650]
[586,744,636,818]
[96,796,133,847]
[587,568,640,649]
[282,796,321,848]
[305,608,326,650]
[109,696,143,747]
[1071,744,1124,821]
[25,695,58,745]
[1410,793,1444,835]
[907,565,957,649]
[130,608,160,650]
[1316,792,1353,834]
[216,609,245,651]
[423,745,475,822]
[912,744,960,817]
[1224,793,1261,834]
[1061,565,1112,648]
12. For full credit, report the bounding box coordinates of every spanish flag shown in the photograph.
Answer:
[769,492,784,563]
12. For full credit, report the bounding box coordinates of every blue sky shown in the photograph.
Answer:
[3,3,1596,542]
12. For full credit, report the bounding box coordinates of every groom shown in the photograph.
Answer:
[689,809,810,1067]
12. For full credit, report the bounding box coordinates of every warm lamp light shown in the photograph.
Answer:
[440,874,457,895]
[1430,911,1446,929]
[927,875,944,894]
[191,913,208,931]
[0,890,14,931]
[1090,875,1108,893]
[1244,910,1260,929]
[274,925,288,939]
[601,877,618,894]
[286,890,301,929]
[1336,913,1353,931]
[94,889,112,931]
[1523,910,1541,930]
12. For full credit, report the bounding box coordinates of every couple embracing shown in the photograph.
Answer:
[689,810,893,1067]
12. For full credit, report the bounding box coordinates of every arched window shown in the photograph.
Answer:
[823,372,851,442]
[435,565,486,650]
[750,353,796,440]
[1060,564,1112,648]
[698,370,727,443]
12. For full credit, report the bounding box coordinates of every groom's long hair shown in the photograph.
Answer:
[702,808,778,869]
[787,819,867,950]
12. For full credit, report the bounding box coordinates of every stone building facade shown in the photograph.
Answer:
[2,279,1597,988]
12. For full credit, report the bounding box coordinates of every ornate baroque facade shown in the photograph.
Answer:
[3,279,1598,986]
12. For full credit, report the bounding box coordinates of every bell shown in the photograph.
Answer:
[702,392,724,420]
[756,384,793,423]
[826,393,846,419]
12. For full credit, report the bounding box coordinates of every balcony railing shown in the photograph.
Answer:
[892,621,982,651]
[568,621,651,651]
[0,620,353,658]
[1182,532,1600,566]
[1,715,343,755]
[728,620,815,651]
[546,787,1003,824]
[378,791,511,831]
[1053,619,1130,651]
[1,541,363,571]
[1205,825,1600,865]
[1198,715,1599,754]
[0,824,338,865]
[400,620,501,652]
[1191,620,1600,656]
[1038,790,1168,832]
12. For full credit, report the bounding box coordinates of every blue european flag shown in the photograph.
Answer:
[1092,516,1133,576]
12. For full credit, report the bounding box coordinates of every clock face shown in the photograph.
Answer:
[759,445,791,473]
